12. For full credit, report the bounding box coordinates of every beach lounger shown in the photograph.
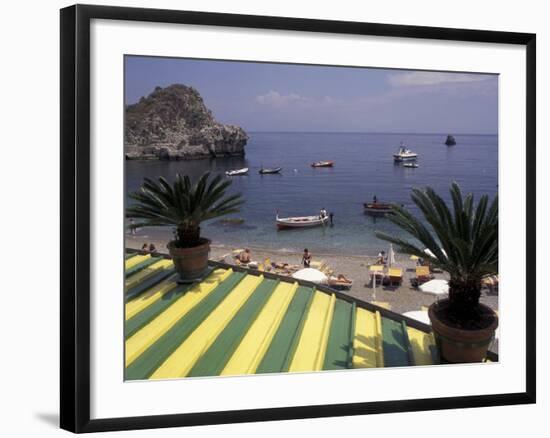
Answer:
[388,267,403,286]
[414,266,431,285]
[369,265,385,285]
[328,276,353,290]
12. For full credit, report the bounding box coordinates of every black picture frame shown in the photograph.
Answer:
[60,4,536,433]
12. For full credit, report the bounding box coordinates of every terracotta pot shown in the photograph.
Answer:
[167,238,211,283]
[428,299,498,363]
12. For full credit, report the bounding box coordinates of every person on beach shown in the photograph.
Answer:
[302,248,312,268]
[376,251,386,265]
[237,248,251,264]
[140,243,149,255]
[148,243,158,256]
[129,218,136,235]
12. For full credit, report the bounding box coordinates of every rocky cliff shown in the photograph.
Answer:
[125,84,248,160]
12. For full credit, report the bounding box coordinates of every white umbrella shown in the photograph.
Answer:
[388,243,396,267]
[292,268,328,284]
[419,279,449,296]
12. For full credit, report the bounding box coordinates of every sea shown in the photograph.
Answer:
[126,132,498,256]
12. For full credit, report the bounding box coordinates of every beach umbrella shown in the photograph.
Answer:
[388,244,396,267]
[292,268,328,285]
[419,279,449,296]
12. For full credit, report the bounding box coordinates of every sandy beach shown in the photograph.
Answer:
[126,233,499,317]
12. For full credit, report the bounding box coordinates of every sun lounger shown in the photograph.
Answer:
[414,266,431,285]
[369,265,385,284]
[388,267,403,286]
[328,276,353,290]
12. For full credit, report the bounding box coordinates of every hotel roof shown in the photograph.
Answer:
[124,252,461,381]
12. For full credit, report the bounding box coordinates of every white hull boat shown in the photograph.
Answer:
[393,143,418,162]
[276,213,329,229]
[225,167,249,176]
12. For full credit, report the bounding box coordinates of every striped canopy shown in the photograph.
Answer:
[124,252,440,380]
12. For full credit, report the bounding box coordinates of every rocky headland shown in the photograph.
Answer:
[125,84,248,160]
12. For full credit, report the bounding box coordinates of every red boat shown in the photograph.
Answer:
[311,160,334,168]
[363,202,393,215]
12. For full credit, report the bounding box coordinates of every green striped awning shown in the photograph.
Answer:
[124,252,440,381]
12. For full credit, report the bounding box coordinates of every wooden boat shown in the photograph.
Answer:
[259,167,282,174]
[403,162,419,168]
[225,167,249,176]
[276,213,329,229]
[363,202,394,215]
[445,135,456,146]
[311,160,334,168]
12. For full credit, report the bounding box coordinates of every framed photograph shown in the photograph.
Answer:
[60,4,536,433]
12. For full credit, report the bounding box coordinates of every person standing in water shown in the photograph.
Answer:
[329,212,334,226]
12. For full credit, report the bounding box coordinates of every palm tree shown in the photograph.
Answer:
[376,182,498,323]
[127,172,243,248]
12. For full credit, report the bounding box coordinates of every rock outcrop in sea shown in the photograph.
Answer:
[125,84,248,160]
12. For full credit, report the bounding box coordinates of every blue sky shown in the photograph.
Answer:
[125,56,498,134]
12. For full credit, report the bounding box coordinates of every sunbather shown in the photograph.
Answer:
[236,248,251,264]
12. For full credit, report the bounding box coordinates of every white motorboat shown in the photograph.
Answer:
[276,213,329,229]
[393,143,418,162]
[225,167,249,176]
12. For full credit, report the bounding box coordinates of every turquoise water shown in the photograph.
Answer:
[126,132,498,255]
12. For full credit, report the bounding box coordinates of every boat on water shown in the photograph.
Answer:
[393,143,418,162]
[311,160,334,168]
[259,167,282,174]
[276,213,329,229]
[363,202,394,215]
[403,162,419,168]
[445,135,456,146]
[225,167,249,176]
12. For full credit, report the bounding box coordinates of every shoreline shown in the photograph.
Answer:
[126,230,397,260]
[126,234,499,320]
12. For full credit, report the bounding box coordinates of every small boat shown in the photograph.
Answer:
[445,135,456,146]
[393,143,418,162]
[311,160,334,168]
[403,162,419,168]
[363,202,394,215]
[259,167,282,174]
[276,213,329,229]
[225,167,249,176]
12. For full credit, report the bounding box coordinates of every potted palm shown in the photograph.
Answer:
[376,182,498,363]
[127,172,243,282]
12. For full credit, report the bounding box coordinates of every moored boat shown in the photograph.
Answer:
[445,135,456,146]
[225,167,249,176]
[276,213,329,229]
[363,202,394,215]
[259,167,282,174]
[311,160,334,168]
[393,143,418,162]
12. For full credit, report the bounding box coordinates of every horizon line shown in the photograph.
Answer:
[244,130,498,136]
